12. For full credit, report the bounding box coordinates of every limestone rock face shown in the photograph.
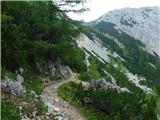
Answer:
[96,6,160,56]
[1,69,25,96]
[36,58,72,79]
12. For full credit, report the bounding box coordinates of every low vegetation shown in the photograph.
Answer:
[58,81,157,120]
[2,100,21,120]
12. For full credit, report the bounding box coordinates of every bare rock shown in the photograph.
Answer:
[36,58,72,79]
[1,74,25,96]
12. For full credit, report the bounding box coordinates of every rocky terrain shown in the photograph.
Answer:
[1,60,77,120]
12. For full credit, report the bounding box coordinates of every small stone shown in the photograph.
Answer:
[19,106,22,110]
[17,74,24,84]
[30,90,38,97]
[19,68,24,75]
[54,107,60,112]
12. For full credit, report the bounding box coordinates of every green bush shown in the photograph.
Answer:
[1,100,21,120]
[23,71,42,95]
[55,40,87,72]
[80,70,101,81]
[79,56,102,81]
[58,82,157,120]
[35,100,48,115]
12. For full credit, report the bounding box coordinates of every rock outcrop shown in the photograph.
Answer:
[1,68,26,96]
[89,78,130,93]
[36,58,72,79]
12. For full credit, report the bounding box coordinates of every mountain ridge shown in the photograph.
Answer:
[90,6,160,57]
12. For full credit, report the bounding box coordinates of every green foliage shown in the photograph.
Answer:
[1,100,21,120]
[31,40,56,63]
[35,100,48,115]
[80,56,102,80]
[156,97,160,118]
[58,81,79,102]
[2,1,159,120]
[23,70,42,95]
[55,39,87,72]
[1,14,13,23]
[1,1,86,73]
[58,82,157,120]
[1,67,17,80]
[80,70,100,81]
[1,3,87,116]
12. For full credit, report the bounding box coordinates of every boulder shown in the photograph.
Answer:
[1,74,25,96]
[89,78,130,93]
[19,68,24,75]
[90,78,112,89]
[17,74,24,84]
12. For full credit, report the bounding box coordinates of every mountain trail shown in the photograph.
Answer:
[41,73,87,120]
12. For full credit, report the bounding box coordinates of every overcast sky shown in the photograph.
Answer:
[67,0,160,22]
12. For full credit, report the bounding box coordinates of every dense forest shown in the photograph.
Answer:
[2,1,86,72]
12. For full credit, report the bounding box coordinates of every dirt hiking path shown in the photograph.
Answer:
[41,73,87,120]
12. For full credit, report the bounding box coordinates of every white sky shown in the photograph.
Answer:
[67,0,160,22]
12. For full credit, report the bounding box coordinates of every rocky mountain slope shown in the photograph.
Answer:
[76,33,153,94]
[74,6,160,119]
[83,6,160,94]
[94,6,160,57]
[1,2,160,120]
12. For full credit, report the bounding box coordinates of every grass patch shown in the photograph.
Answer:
[1,67,17,80]
[156,97,160,118]
[1,100,21,120]
[23,70,42,95]
[35,100,48,115]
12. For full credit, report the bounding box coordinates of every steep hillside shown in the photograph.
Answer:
[1,2,160,120]
[85,7,160,94]
[73,6,160,120]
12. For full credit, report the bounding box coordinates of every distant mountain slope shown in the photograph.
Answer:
[77,33,153,94]
[93,6,160,57]
[80,7,160,94]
